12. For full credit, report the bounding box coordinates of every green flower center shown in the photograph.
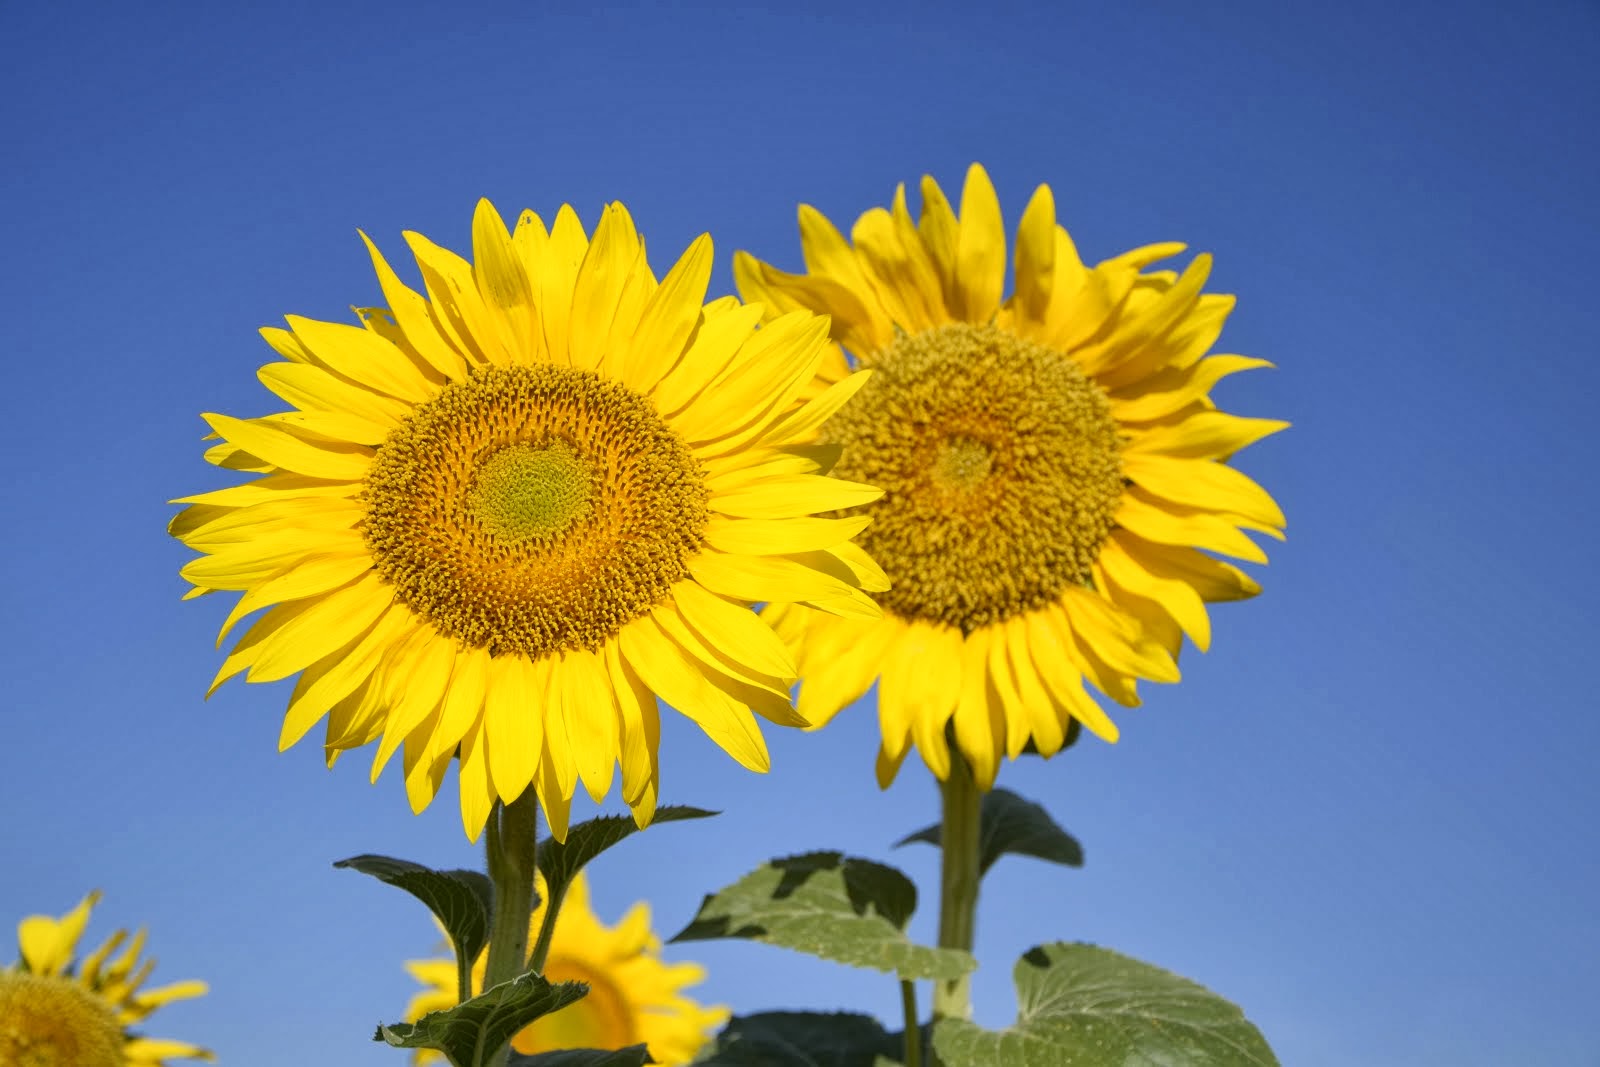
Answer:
[467,442,595,542]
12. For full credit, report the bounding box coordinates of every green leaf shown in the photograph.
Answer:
[695,1011,903,1066]
[375,970,589,1066]
[335,854,495,966]
[538,805,717,901]
[508,1046,655,1066]
[931,943,1279,1066]
[671,851,973,981]
[895,788,1082,876]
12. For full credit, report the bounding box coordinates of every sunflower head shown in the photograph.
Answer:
[404,871,727,1065]
[172,199,885,841]
[3,893,212,1067]
[737,164,1286,789]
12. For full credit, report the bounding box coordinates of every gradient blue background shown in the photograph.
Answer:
[3,2,1596,1064]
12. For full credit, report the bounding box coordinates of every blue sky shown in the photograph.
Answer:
[2,1,1597,1064]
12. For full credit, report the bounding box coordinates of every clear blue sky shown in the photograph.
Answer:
[3,2,1596,1064]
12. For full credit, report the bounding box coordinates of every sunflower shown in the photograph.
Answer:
[1,892,211,1066]
[735,164,1286,789]
[172,199,885,840]
[403,870,726,1064]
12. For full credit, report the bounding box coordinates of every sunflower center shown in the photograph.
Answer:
[467,442,594,542]
[826,322,1123,632]
[0,971,124,1067]
[511,956,637,1054]
[363,364,709,658]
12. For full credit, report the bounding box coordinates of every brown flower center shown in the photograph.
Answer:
[826,322,1123,632]
[0,971,124,1067]
[362,364,709,657]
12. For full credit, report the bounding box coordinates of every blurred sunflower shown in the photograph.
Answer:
[172,199,884,840]
[0,892,211,1066]
[737,164,1285,789]
[404,871,725,1064]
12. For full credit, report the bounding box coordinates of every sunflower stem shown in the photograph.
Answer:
[481,790,541,1067]
[932,748,980,1024]
[900,978,923,1067]
[526,881,565,976]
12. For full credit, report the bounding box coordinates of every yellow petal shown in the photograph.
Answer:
[618,616,770,773]
[710,473,882,519]
[484,654,544,804]
[471,197,541,364]
[954,163,1006,323]
[243,572,394,685]
[457,719,494,842]
[703,514,871,556]
[536,204,590,366]
[257,362,412,426]
[1005,616,1066,757]
[18,892,99,976]
[360,230,471,381]
[200,412,371,481]
[753,368,874,449]
[1012,183,1056,326]
[622,233,713,392]
[672,579,796,679]
[1122,453,1285,529]
[280,602,412,750]
[948,627,1001,789]
[284,314,436,401]
[569,202,648,375]
[1124,411,1290,460]
[789,612,896,727]
[556,647,619,803]
[1099,535,1212,652]
[1115,488,1270,564]
[1059,585,1179,684]
[687,550,875,609]
[604,638,661,809]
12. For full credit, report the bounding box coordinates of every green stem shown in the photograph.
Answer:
[526,880,565,976]
[900,979,923,1067]
[932,747,981,1022]
[480,789,541,1067]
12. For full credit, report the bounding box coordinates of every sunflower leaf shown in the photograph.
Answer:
[335,854,494,968]
[537,805,717,901]
[894,788,1083,876]
[930,943,1279,1067]
[375,970,589,1065]
[696,1010,904,1066]
[670,851,974,981]
[508,1045,655,1066]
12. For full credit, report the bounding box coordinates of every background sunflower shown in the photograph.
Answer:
[1,893,211,1066]
[738,164,1285,788]
[403,871,726,1065]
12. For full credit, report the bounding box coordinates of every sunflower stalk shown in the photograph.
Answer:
[481,790,542,1067]
[932,748,981,1023]
[900,978,923,1067]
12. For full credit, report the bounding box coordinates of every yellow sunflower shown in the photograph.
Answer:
[1,892,211,1066]
[404,870,726,1064]
[172,199,885,840]
[736,164,1286,789]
